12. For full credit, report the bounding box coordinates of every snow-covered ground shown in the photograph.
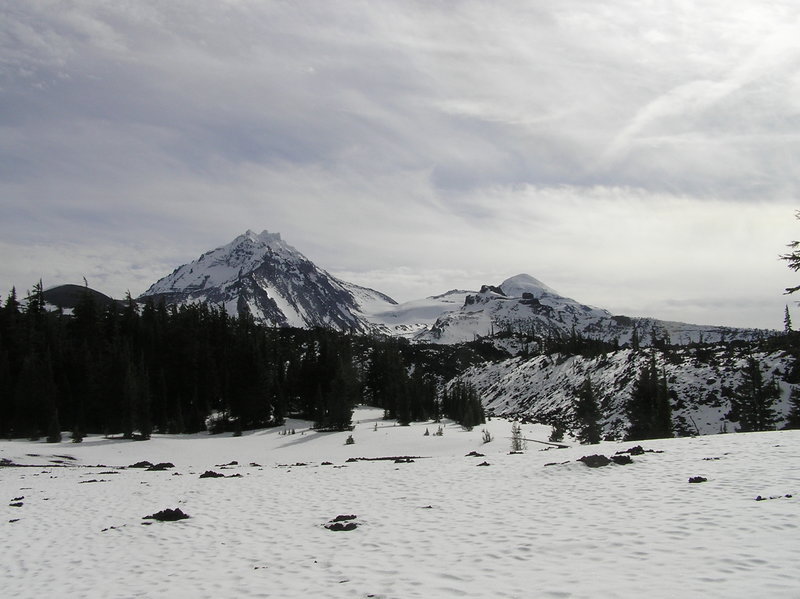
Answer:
[2,407,798,598]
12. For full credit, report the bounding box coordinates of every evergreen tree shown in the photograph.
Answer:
[510,421,526,452]
[444,381,485,429]
[781,211,800,294]
[625,355,672,440]
[785,305,793,333]
[784,386,800,430]
[573,375,601,444]
[728,357,779,432]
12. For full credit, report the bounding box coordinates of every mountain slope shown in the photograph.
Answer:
[137,231,767,346]
[140,230,396,331]
[452,345,796,438]
[417,273,765,347]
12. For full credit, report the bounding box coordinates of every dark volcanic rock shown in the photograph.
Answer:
[688,476,708,484]
[143,508,190,522]
[326,521,358,532]
[199,470,225,479]
[128,461,153,469]
[325,514,358,531]
[330,514,357,522]
[579,454,611,468]
[610,455,633,465]
[146,462,175,471]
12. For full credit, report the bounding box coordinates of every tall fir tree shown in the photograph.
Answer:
[728,357,779,432]
[574,375,602,444]
[625,354,672,440]
[784,386,800,429]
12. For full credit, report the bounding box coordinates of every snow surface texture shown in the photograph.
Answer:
[138,230,767,345]
[455,347,796,437]
[2,407,798,598]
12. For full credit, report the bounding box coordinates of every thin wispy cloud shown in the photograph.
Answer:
[1,1,797,328]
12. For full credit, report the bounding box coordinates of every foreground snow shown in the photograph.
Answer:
[1,408,798,598]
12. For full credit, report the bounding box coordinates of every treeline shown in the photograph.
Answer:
[0,284,483,441]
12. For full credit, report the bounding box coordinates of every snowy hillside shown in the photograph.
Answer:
[418,273,767,347]
[2,407,798,598]
[140,230,396,332]
[453,346,797,438]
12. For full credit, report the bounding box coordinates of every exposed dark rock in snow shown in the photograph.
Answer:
[199,470,225,478]
[325,514,358,531]
[143,508,190,521]
[326,522,358,531]
[579,454,611,468]
[128,461,153,469]
[146,462,175,471]
[688,476,707,483]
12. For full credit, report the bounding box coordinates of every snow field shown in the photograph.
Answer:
[1,408,798,598]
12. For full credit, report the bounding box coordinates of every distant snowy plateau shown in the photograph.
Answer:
[140,230,766,346]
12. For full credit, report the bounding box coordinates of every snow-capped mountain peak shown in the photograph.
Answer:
[499,273,559,299]
[139,232,767,347]
[140,230,396,331]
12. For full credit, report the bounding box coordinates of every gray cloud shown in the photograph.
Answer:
[1,1,798,329]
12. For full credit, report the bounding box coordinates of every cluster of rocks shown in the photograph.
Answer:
[325,514,358,532]
[127,461,175,471]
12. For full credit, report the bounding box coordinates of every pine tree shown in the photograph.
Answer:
[626,355,672,440]
[781,211,800,294]
[784,387,800,429]
[785,305,793,333]
[510,421,526,452]
[574,375,601,444]
[728,357,779,432]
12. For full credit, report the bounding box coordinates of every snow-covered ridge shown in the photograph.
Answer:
[417,273,764,346]
[144,230,297,295]
[138,231,769,344]
[454,346,796,437]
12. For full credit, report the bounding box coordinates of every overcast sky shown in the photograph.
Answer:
[2,1,799,329]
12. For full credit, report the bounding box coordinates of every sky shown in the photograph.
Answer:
[2,1,799,330]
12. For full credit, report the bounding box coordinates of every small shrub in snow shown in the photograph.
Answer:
[481,429,493,444]
[345,434,355,445]
[434,425,444,436]
[549,421,566,443]
[424,428,430,436]
[510,422,526,452]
